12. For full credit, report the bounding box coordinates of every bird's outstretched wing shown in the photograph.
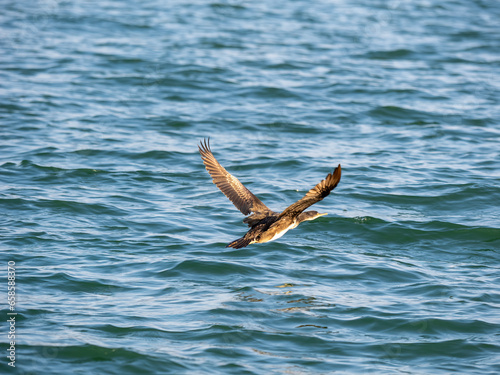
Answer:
[278,165,341,219]
[199,138,272,216]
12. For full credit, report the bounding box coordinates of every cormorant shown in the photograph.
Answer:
[199,139,341,248]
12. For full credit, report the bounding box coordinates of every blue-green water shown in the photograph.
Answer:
[1,0,500,374]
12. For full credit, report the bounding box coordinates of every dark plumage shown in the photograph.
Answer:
[199,138,341,248]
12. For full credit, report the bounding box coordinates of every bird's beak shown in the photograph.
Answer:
[318,213,328,217]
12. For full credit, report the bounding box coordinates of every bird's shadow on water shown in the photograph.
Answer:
[217,282,334,354]
[188,241,339,351]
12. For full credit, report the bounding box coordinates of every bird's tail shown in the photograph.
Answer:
[226,237,252,249]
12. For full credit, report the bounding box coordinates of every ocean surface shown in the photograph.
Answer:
[1,0,500,374]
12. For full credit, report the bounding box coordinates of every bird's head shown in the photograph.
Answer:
[298,211,328,223]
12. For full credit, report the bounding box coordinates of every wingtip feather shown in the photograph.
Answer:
[226,237,251,249]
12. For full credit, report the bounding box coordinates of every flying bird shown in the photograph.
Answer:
[199,139,341,248]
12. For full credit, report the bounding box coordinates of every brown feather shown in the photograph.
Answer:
[278,165,341,219]
[199,138,271,216]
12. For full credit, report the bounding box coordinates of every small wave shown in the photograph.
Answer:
[159,259,265,278]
